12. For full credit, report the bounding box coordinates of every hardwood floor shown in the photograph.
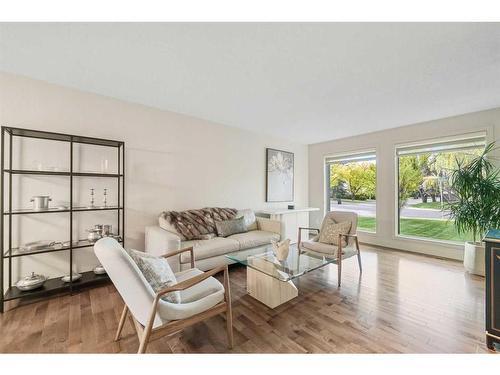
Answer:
[0,245,492,353]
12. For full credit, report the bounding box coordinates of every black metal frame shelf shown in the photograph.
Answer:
[1,126,125,312]
[3,169,123,178]
[3,270,110,302]
[3,206,124,215]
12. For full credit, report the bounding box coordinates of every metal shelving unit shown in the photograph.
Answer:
[0,126,125,312]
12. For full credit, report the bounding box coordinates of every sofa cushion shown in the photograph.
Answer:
[158,268,224,321]
[175,268,225,303]
[180,237,239,263]
[228,230,280,250]
[236,209,258,231]
[215,217,247,237]
[301,240,337,255]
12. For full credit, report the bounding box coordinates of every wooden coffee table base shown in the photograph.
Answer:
[246,267,298,308]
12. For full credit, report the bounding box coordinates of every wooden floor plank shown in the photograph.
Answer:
[0,245,493,353]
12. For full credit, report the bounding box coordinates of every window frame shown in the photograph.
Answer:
[393,131,487,244]
[324,148,378,234]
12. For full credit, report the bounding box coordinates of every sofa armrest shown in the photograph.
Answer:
[145,226,181,272]
[256,217,281,237]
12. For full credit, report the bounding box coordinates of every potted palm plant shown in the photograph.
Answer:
[448,142,500,276]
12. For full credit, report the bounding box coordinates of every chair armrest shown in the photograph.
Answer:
[339,233,359,247]
[256,217,281,236]
[297,227,320,247]
[161,246,194,269]
[155,265,228,298]
[298,227,320,233]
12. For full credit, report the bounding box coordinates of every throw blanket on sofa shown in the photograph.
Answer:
[161,207,238,240]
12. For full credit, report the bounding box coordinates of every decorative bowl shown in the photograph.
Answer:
[19,240,60,253]
[61,273,82,283]
[16,272,48,291]
[93,265,106,275]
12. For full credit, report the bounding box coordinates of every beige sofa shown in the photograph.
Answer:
[145,209,281,272]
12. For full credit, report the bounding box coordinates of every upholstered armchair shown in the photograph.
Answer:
[94,238,233,353]
[297,211,362,287]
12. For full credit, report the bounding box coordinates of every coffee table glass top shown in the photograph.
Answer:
[225,243,336,282]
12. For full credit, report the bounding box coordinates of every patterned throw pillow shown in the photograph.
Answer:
[215,217,248,237]
[318,219,352,247]
[125,249,181,304]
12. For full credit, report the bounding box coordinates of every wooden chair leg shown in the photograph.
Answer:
[337,237,343,287]
[138,326,152,354]
[337,259,342,287]
[223,266,234,349]
[226,308,234,349]
[115,305,129,342]
[355,237,362,273]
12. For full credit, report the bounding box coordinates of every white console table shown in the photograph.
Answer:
[256,207,319,244]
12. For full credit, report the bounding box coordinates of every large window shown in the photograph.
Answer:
[326,151,376,232]
[396,135,486,242]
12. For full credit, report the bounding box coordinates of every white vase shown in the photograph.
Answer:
[463,241,485,276]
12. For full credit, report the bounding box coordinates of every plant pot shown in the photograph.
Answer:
[463,241,485,276]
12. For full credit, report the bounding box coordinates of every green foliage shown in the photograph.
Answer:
[448,142,500,242]
[398,156,423,208]
[330,162,376,201]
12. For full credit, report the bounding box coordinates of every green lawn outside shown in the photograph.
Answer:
[411,201,445,209]
[357,216,472,242]
[358,216,376,231]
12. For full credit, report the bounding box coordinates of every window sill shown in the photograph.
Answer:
[394,234,465,249]
[358,229,376,235]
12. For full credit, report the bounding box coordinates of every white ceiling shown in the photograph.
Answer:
[1,23,500,144]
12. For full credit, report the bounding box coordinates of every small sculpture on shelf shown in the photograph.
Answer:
[87,224,103,243]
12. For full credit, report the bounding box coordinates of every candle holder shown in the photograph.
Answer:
[103,188,108,207]
[88,188,95,208]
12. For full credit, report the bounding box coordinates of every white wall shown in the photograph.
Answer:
[0,72,308,282]
[309,108,500,260]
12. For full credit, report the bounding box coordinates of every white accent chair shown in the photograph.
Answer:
[298,211,362,287]
[94,238,233,353]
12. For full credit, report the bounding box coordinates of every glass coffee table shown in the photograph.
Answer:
[225,243,336,308]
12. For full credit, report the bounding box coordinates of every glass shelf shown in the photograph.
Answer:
[3,237,123,258]
[3,206,123,215]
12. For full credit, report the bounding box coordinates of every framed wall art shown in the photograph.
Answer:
[266,148,294,202]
